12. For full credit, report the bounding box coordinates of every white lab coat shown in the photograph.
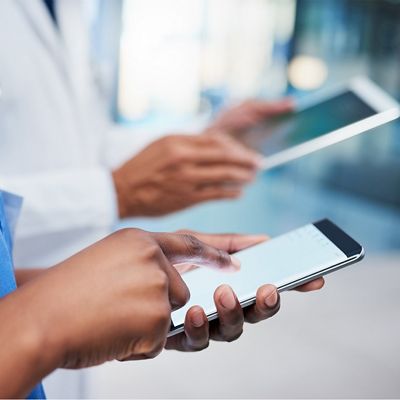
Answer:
[0,0,156,267]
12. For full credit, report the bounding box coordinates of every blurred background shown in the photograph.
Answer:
[80,0,400,251]
[68,0,400,397]
[89,0,400,253]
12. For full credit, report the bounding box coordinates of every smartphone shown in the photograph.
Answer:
[169,219,364,337]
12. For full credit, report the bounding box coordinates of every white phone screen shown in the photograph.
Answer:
[171,224,347,327]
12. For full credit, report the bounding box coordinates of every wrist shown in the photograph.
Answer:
[112,168,130,219]
[0,289,63,397]
[15,290,65,373]
[112,168,150,218]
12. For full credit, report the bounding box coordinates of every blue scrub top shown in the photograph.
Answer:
[0,191,46,399]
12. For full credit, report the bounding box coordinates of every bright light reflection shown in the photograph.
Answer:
[288,55,328,91]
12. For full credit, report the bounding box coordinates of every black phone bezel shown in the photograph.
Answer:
[313,219,362,258]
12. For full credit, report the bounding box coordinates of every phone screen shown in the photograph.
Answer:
[242,91,376,156]
[171,223,354,328]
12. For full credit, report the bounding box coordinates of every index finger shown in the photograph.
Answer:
[152,232,241,272]
[151,248,191,312]
[176,231,269,253]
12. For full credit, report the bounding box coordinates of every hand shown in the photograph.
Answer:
[42,230,242,368]
[112,133,261,218]
[207,98,294,136]
[0,229,243,398]
[166,232,325,352]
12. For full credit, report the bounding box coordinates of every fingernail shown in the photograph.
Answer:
[190,309,205,328]
[230,255,241,271]
[265,288,278,308]
[220,286,237,310]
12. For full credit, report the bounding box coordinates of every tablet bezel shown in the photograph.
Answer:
[260,76,400,170]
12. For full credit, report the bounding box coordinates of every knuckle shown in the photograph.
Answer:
[113,228,154,257]
[144,348,162,359]
[224,329,244,343]
[188,340,210,352]
[152,300,172,323]
[224,170,241,181]
[151,270,169,292]
[247,301,280,324]
[175,229,195,235]
[172,147,189,163]
[182,234,204,257]
[138,339,165,359]
[159,135,176,146]
[161,136,177,153]
[245,317,258,325]
[161,136,188,158]
[145,306,171,341]
[206,133,221,143]
[216,248,231,267]
[114,227,142,241]
[142,241,164,261]
[175,285,190,308]
[198,132,215,142]
[159,303,172,322]
[142,243,162,264]
[211,133,229,147]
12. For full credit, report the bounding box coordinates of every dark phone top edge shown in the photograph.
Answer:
[313,218,363,258]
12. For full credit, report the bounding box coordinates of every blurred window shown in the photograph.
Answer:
[117,0,296,121]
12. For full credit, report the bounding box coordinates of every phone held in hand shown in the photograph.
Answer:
[169,219,364,337]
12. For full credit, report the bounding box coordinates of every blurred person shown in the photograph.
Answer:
[0,0,292,268]
[0,189,323,398]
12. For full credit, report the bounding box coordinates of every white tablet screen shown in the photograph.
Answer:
[171,224,347,327]
[243,91,376,156]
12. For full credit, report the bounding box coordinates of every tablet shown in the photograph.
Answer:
[240,76,400,170]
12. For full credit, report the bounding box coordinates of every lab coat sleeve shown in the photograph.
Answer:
[102,125,172,169]
[0,167,118,239]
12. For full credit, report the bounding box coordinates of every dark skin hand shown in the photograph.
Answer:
[15,232,324,357]
[166,231,325,352]
[15,232,324,356]
[2,229,243,398]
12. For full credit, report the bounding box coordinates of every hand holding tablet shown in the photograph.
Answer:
[239,76,400,170]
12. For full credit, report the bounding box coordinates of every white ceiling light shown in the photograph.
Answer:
[288,55,328,90]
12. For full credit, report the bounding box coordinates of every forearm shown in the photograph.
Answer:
[0,287,60,398]
[15,269,46,286]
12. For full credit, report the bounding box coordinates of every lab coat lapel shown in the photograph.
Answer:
[15,0,68,77]
[15,0,88,138]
